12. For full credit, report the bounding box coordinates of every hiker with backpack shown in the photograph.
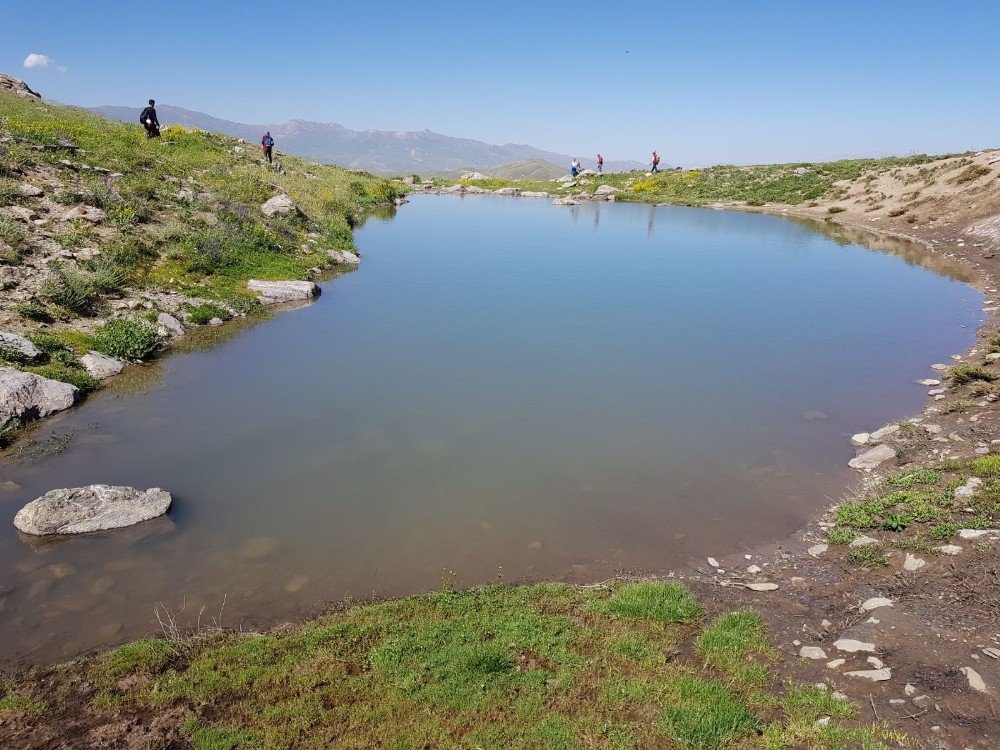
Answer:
[651,151,660,173]
[597,154,604,173]
[140,99,160,138]
[261,131,274,164]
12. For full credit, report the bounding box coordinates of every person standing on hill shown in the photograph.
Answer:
[651,151,660,173]
[597,153,604,173]
[139,99,160,138]
[261,131,274,164]
[570,158,580,177]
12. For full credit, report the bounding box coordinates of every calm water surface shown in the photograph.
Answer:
[0,196,983,665]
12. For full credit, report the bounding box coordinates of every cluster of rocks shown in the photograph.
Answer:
[0,72,40,99]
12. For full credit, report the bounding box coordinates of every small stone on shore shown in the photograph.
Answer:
[808,543,828,558]
[799,646,827,660]
[848,444,895,471]
[746,582,779,591]
[860,597,893,612]
[845,667,892,681]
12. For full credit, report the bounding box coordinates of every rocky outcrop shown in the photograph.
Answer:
[156,312,185,338]
[247,279,319,305]
[328,250,360,265]
[261,194,304,218]
[80,351,124,380]
[13,485,172,535]
[61,205,107,223]
[0,366,78,429]
[0,72,40,99]
[0,332,42,362]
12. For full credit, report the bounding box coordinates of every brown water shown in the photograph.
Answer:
[0,197,983,666]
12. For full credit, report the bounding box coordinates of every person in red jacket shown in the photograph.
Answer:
[597,153,604,173]
[651,151,660,173]
[261,131,274,164]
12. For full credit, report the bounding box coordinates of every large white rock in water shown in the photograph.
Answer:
[247,279,319,305]
[13,485,172,535]
[848,444,895,471]
[0,366,78,429]
[0,332,42,361]
[260,194,304,218]
[80,351,124,380]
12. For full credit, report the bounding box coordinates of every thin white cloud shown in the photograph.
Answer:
[23,53,52,69]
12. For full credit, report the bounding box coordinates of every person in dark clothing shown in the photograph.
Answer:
[597,153,603,173]
[651,151,660,173]
[140,99,160,138]
[261,131,274,164]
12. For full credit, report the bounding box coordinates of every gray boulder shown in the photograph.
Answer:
[13,485,172,535]
[80,351,124,379]
[0,72,41,99]
[494,187,520,196]
[0,332,42,362]
[328,250,360,265]
[553,197,580,206]
[156,312,185,338]
[521,191,550,198]
[0,366,78,429]
[848,444,895,471]
[595,184,621,195]
[247,279,319,305]
[61,205,107,223]
[261,194,304,218]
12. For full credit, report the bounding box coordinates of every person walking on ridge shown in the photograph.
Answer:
[651,150,660,173]
[597,153,604,173]
[140,99,160,138]
[570,158,580,177]
[261,131,274,164]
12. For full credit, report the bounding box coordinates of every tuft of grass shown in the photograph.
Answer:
[188,303,232,325]
[597,582,703,623]
[12,300,54,322]
[828,526,856,545]
[659,674,758,749]
[948,363,995,385]
[953,164,991,184]
[41,265,100,315]
[695,609,773,685]
[103,639,174,679]
[0,677,46,718]
[884,467,940,489]
[971,454,1000,478]
[849,544,890,568]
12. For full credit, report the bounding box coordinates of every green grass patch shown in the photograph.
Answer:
[91,318,160,361]
[187,303,232,325]
[596,581,703,623]
[659,673,758,749]
[849,544,891,568]
[948,363,995,385]
[696,609,773,685]
[971,454,1000,477]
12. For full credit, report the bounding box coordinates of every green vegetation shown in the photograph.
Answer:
[830,460,1000,561]
[11,582,892,749]
[948,363,995,385]
[441,154,959,209]
[187,303,232,325]
[91,318,160,361]
[0,89,402,409]
[0,678,46,718]
[0,330,97,394]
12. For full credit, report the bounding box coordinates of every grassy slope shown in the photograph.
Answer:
[0,90,402,402]
[440,153,962,206]
[0,581,902,749]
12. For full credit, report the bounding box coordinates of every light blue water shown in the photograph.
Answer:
[0,195,983,664]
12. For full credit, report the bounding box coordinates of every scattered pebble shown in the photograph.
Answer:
[868,656,885,669]
[845,667,892,681]
[834,638,877,653]
[850,432,870,446]
[746,564,762,574]
[826,658,846,669]
[746,582,779,591]
[860,597,893,612]
[960,666,989,693]
[799,646,827,660]
[707,557,720,568]
[935,544,962,555]
[850,535,879,547]
[903,553,926,571]
[808,543,828,558]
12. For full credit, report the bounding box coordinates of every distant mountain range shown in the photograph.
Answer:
[90,104,643,176]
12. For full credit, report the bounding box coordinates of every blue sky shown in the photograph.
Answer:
[4,1,999,166]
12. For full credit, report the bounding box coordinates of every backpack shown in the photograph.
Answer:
[263,135,273,147]
[139,107,150,124]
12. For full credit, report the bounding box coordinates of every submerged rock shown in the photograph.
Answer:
[13,485,172,535]
[0,366,78,429]
[80,351,124,379]
[247,279,319,305]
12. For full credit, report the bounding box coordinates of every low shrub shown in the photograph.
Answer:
[949,363,995,385]
[91,318,159,361]
[12,301,54,323]
[827,206,846,214]
[41,266,99,315]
